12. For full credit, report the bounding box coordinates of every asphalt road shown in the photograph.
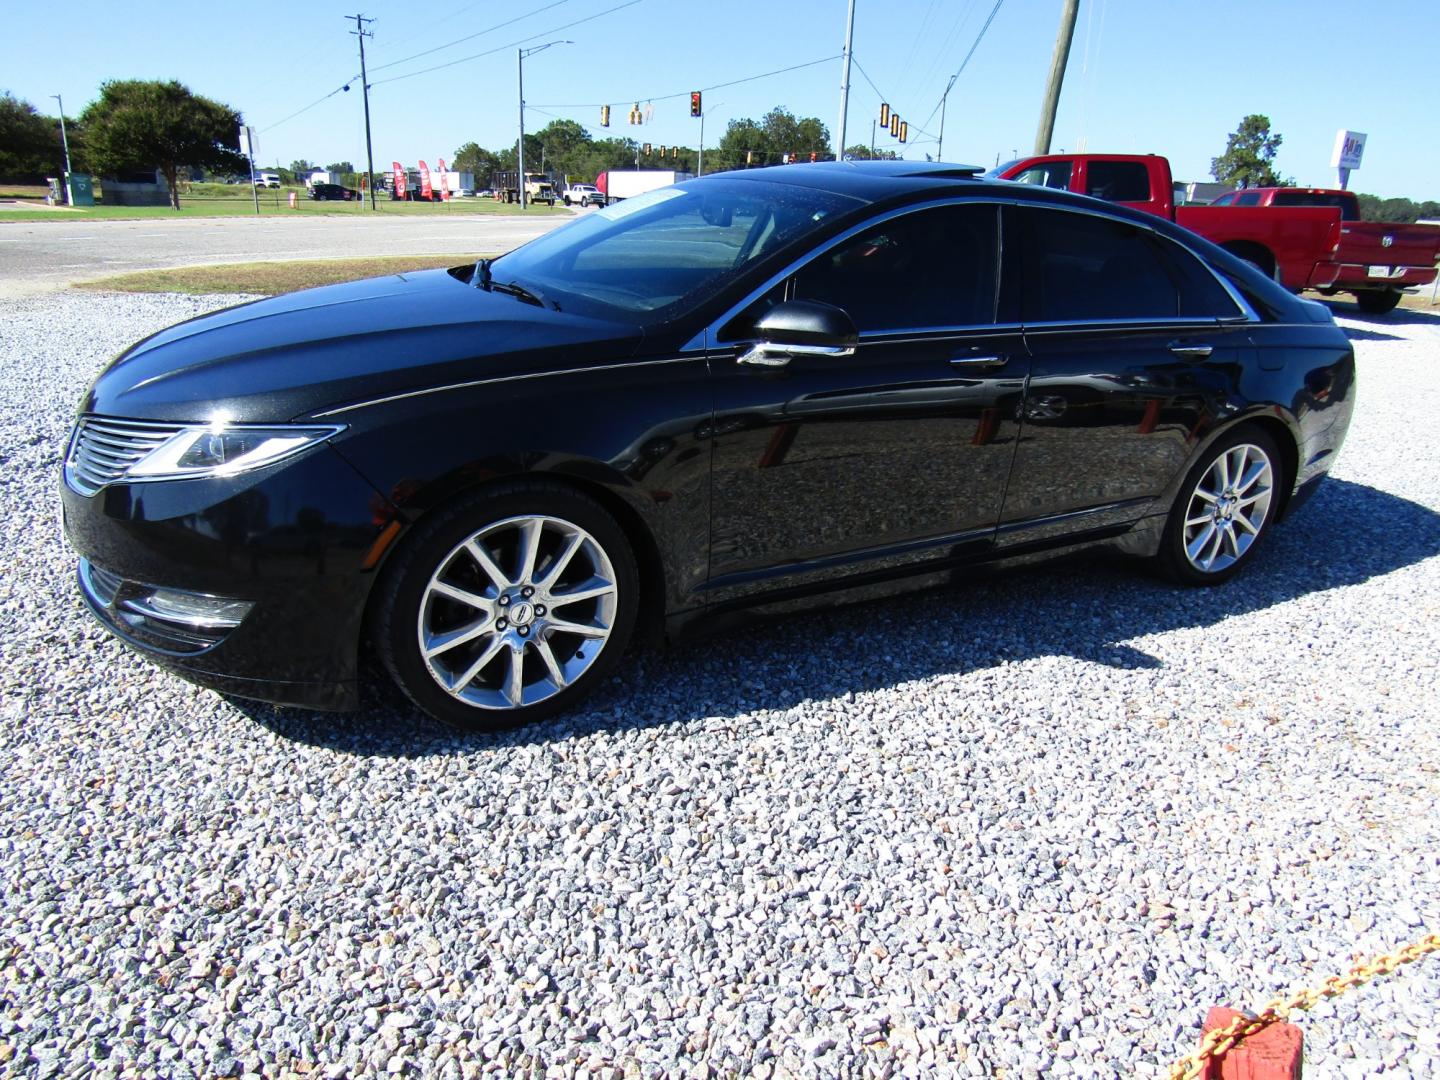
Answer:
[0,212,574,297]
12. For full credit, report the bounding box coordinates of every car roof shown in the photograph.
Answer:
[702,160,984,201]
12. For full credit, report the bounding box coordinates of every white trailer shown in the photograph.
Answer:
[595,169,693,203]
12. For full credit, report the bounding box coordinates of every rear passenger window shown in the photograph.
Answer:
[1085,161,1151,203]
[1026,209,1179,321]
[1010,161,1073,190]
[792,204,998,331]
[1234,192,1262,207]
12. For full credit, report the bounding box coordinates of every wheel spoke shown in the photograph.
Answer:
[425,619,492,658]
[1236,459,1268,494]
[549,577,616,606]
[428,580,493,610]
[535,638,567,689]
[464,539,511,589]
[1213,453,1231,492]
[1234,510,1261,536]
[1185,513,1213,529]
[1186,522,1217,564]
[504,644,526,706]
[1191,487,1219,505]
[447,635,506,695]
[537,530,585,590]
[546,617,608,639]
[1203,524,1225,568]
[516,519,543,584]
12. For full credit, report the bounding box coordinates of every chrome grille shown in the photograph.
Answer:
[65,416,184,496]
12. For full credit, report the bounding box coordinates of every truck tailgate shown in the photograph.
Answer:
[1338,221,1440,269]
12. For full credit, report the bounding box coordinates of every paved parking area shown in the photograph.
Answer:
[1,290,1437,1078]
[0,212,572,297]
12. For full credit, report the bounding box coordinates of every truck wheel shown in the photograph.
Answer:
[1354,289,1402,315]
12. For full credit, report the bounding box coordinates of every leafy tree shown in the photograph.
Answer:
[453,142,500,182]
[845,144,898,161]
[1211,114,1287,189]
[289,159,314,177]
[1354,193,1440,224]
[0,91,63,180]
[713,109,832,171]
[79,80,247,209]
[325,161,354,174]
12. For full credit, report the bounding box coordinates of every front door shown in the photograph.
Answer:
[703,202,1029,607]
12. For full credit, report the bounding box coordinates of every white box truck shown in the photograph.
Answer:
[594,169,693,204]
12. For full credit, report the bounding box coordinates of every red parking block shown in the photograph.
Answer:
[1201,1007,1303,1079]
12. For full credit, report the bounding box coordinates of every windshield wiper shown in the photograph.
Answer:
[493,279,559,311]
[472,257,492,291]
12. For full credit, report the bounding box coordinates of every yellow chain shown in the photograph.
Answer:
[1166,933,1440,1080]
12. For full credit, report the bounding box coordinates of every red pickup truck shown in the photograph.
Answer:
[1209,187,1440,313]
[993,154,1344,296]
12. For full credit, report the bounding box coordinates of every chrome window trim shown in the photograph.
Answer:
[313,356,698,418]
[689,194,1260,353]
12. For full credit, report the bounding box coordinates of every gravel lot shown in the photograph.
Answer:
[2,291,1438,1079]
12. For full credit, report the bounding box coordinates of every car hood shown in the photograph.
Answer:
[80,269,647,423]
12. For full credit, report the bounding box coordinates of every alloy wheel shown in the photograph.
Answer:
[1181,443,1274,574]
[416,515,619,710]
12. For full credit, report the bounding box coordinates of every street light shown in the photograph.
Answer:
[517,40,571,210]
[51,94,73,205]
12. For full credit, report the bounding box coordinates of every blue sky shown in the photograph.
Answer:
[6,0,1437,199]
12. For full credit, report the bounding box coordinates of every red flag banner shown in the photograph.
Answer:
[418,160,433,201]
[437,158,451,201]
[392,162,407,199]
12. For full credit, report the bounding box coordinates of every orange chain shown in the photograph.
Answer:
[1166,932,1440,1080]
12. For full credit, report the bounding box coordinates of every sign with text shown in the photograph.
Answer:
[418,160,433,201]
[437,158,451,201]
[392,162,407,198]
[1330,130,1367,170]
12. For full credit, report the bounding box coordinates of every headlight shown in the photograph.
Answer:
[126,423,345,481]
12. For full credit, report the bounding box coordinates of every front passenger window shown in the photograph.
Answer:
[791,204,999,332]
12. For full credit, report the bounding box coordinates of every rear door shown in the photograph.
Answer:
[998,205,1255,548]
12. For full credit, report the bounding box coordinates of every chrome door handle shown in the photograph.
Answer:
[738,342,855,367]
[949,354,1007,368]
[1168,342,1213,360]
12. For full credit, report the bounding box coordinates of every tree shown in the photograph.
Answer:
[79,80,247,209]
[452,142,499,183]
[0,91,63,181]
[1211,114,1287,189]
[325,161,354,174]
[845,144,898,161]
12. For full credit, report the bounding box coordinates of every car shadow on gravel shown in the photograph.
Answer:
[1326,301,1440,326]
[239,477,1440,756]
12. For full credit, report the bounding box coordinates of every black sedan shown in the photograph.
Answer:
[60,161,1355,729]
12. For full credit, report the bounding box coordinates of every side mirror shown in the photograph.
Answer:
[739,300,858,367]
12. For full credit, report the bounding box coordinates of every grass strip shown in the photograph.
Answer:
[73,255,483,296]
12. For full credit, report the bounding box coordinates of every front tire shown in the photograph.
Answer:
[1354,289,1402,315]
[374,483,639,730]
[1158,428,1282,586]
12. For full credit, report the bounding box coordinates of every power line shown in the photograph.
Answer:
[919,0,1007,133]
[533,54,841,110]
[263,79,358,133]
[367,0,575,74]
[850,58,936,141]
[370,0,642,86]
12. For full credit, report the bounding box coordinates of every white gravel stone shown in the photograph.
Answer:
[1,290,1438,1078]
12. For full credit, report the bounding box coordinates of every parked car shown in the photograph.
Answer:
[563,184,604,207]
[991,154,1344,294]
[60,162,1354,730]
[457,188,475,198]
[1208,187,1440,313]
[309,183,359,201]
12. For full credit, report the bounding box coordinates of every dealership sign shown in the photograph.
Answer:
[1331,130,1367,170]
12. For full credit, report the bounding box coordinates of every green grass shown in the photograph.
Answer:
[0,190,570,222]
[73,254,490,295]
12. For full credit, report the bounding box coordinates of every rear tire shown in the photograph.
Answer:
[374,483,639,731]
[1354,289,1402,315]
[1157,427,1283,586]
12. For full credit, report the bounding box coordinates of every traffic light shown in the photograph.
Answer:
[690,91,702,117]
[672,146,679,159]
[659,146,667,157]
[899,121,908,143]
[643,142,652,155]
[630,103,642,125]
[600,105,610,127]
[879,103,890,128]
[890,114,900,138]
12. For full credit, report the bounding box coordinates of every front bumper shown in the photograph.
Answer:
[60,444,395,711]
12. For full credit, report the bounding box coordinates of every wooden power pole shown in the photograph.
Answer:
[1033,0,1079,155]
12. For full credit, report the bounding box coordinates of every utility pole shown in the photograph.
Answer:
[51,94,74,204]
[835,0,856,160]
[517,41,570,210]
[350,14,378,210]
[1033,0,1079,155]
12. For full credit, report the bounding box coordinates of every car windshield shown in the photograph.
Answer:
[488,178,864,324]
